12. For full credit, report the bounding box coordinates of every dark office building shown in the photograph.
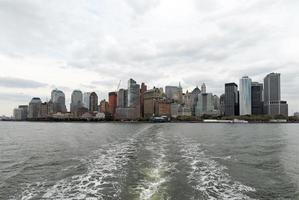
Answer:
[89,92,98,112]
[224,83,239,116]
[264,73,288,116]
[251,82,264,115]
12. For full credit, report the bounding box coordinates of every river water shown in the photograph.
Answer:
[0,122,298,200]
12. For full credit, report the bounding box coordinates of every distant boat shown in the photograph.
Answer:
[151,116,169,123]
[231,119,248,123]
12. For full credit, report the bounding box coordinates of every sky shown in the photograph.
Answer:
[0,0,299,116]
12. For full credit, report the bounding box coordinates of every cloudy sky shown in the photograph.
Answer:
[0,0,299,116]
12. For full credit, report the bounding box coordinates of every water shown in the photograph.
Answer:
[0,122,299,200]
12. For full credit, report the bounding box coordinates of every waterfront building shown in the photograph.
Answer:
[51,89,67,113]
[28,97,42,119]
[117,89,128,108]
[47,100,54,116]
[264,73,288,116]
[99,100,109,113]
[39,102,49,118]
[213,95,220,110]
[143,87,165,119]
[70,90,83,113]
[190,86,201,116]
[108,92,117,116]
[115,89,128,119]
[294,112,299,117]
[224,83,239,116]
[239,76,252,115]
[115,79,141,120]
[140,83,147,118]
[195,93,216,116]
[89,92,98,112]
[83,92,91,109]
[179,106,192,116]
[127,78,140,118]
[128,79,140,107]
[165,84,183,103]
[13,108,22,120]
[18,105,28,120]
[170,103,180,118]
[155,100,171,117]
[183,90,192,108]
[219,94,225,116]
[251,82,264,115]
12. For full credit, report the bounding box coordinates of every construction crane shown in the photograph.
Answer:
[116,80,121,92]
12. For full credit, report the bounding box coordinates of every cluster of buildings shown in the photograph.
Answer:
[12,72,289,121]
[222,73,288,117]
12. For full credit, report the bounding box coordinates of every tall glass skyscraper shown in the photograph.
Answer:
[224,83,239,116]
[51,89,67,113]
[239,76,252,115]
[70,90,83,112]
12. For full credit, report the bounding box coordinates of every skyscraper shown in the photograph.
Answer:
[264,73,288,116]
[128,79,140,108]
[190,86,201,116]
[117,89,128,108]
[140,83,147,118]
[108,92,117,116]
[83,92,91,109]
[28,97,42,119]
[201,83,206,93]
[251,82,263,115]
[165,84,183,103]
[51,89,67,113]
[195,93,215,116]
[89,92,98,112]
[224,83,239,116]
[239,76,252,115]
[70,90,83,113]
[128,78,140,118]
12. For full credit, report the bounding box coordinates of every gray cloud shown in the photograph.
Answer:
[0,77,48,88]
[0,0,299,115]
[0,92,32,102]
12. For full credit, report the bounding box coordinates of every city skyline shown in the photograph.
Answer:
[1,0,299,116]
[1,73,297,116]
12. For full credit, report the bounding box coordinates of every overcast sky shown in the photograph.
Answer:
[0,0,299,116]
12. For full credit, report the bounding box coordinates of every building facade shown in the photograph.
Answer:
[108,92,117,116]
[83,92,91,109]
[251,82,264,115]
[239,76,252,115]
[28,97,42,119]
[140,82,147,118]
[51,89,67,113]
[70,90,83,113]
[264,73,288,116]
[165,84,182,103]
[224,83,239,116]
[89,92,98,112]
[195,93,215,116]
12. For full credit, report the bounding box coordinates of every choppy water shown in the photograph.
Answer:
[0,122,299,200]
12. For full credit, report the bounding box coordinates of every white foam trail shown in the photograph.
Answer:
[135,132,171,200]
[180,140,256,200]
[19,125,153,200]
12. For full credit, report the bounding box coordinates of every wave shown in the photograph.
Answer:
[19,125,154,200]
[180,140,256,200]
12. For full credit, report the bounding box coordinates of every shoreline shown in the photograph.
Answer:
[1,120,299,124]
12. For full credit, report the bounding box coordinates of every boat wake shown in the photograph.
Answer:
[180,140,256,200]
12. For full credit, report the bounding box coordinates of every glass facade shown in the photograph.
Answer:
[239,76,252,115]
